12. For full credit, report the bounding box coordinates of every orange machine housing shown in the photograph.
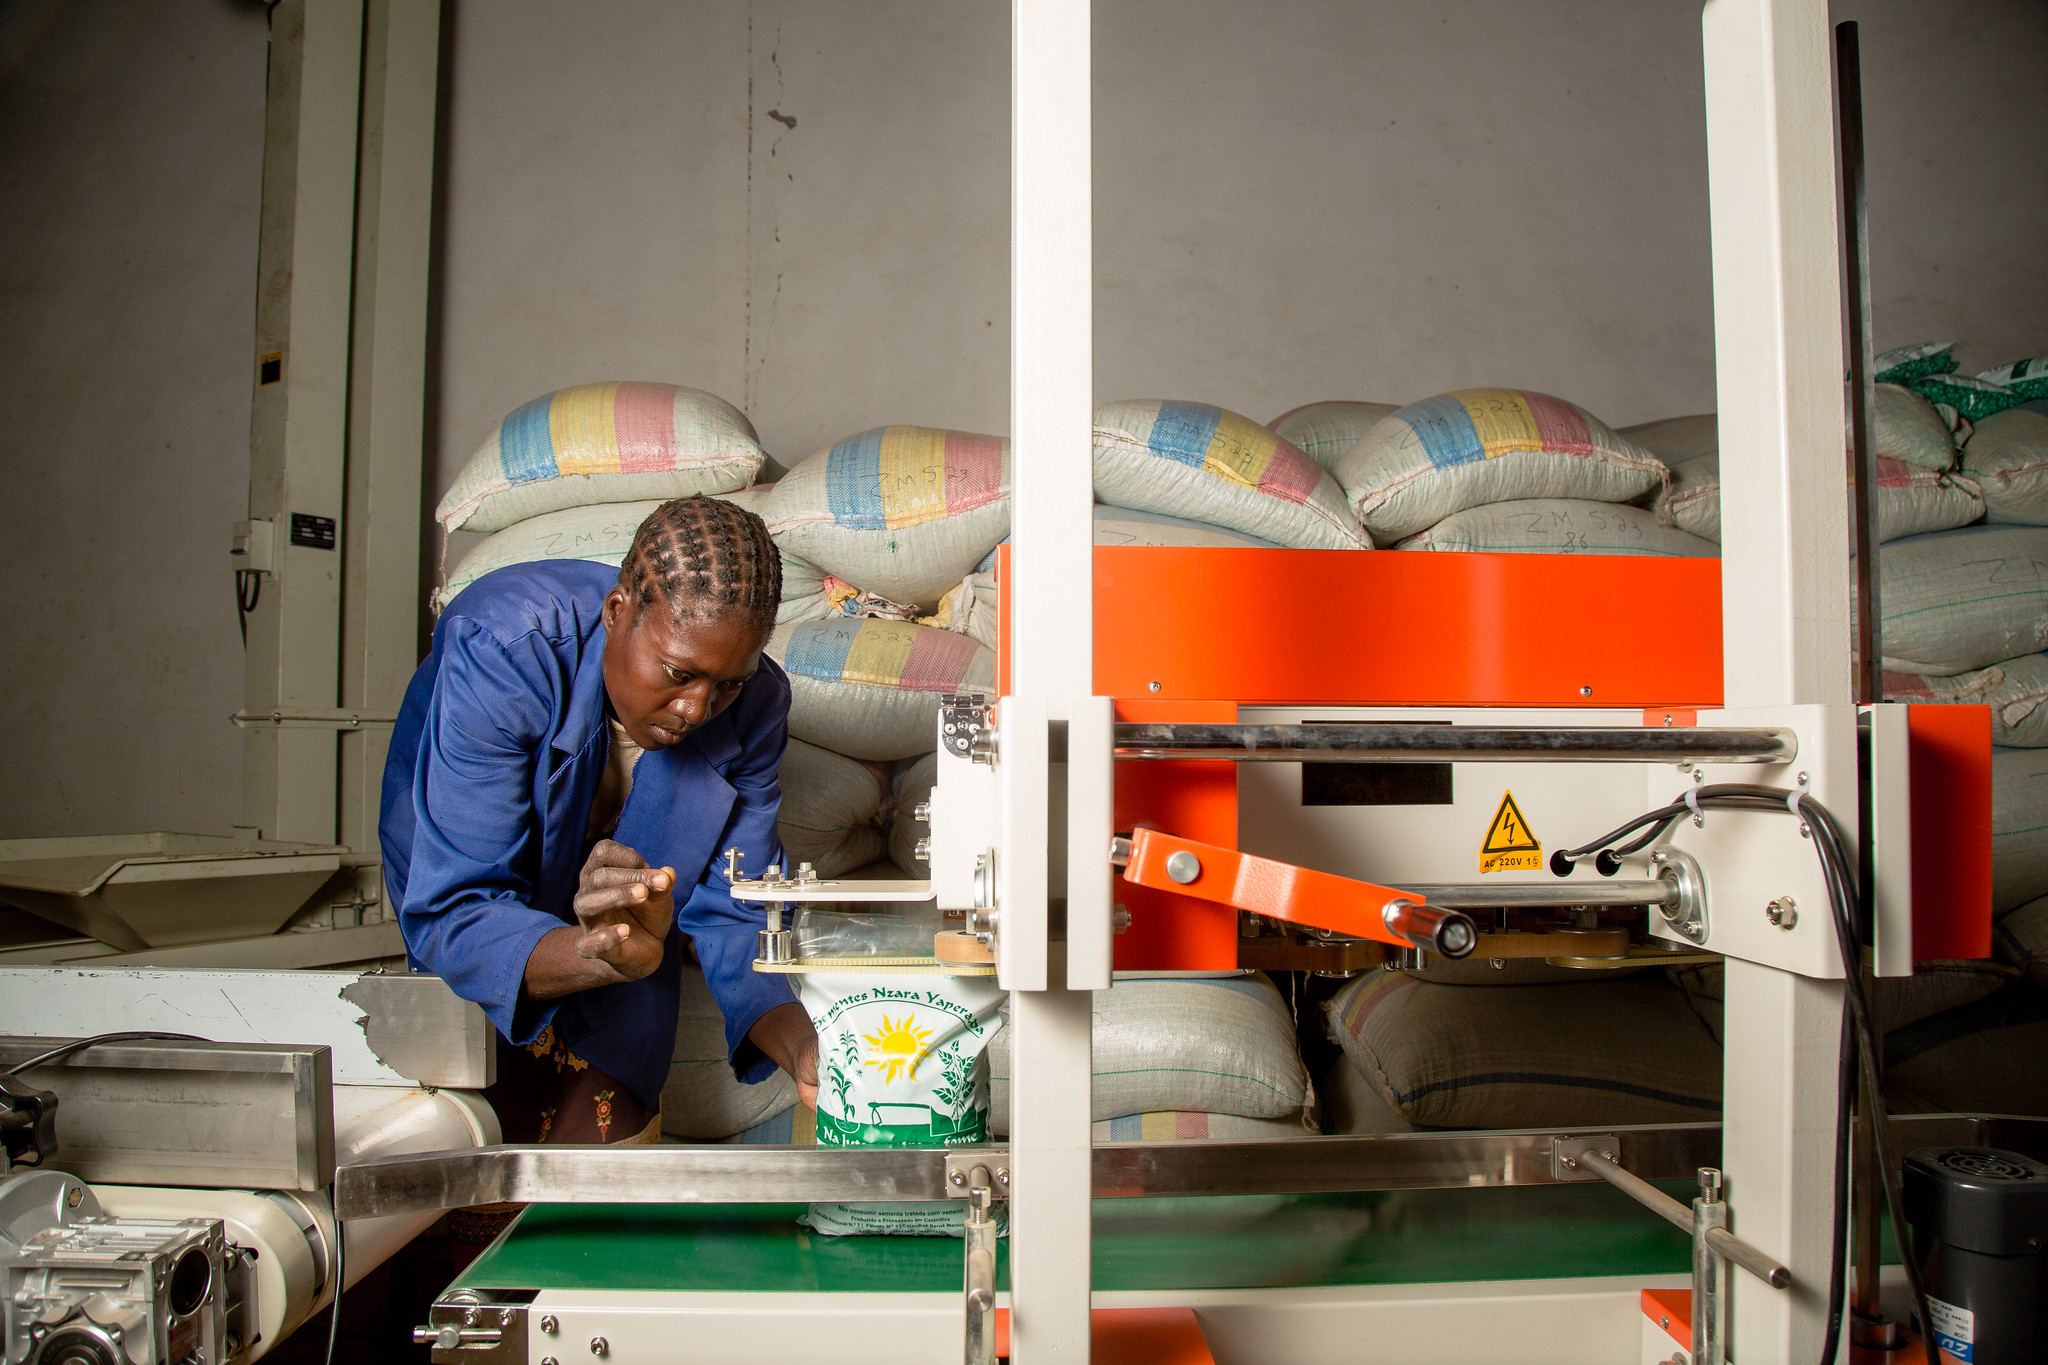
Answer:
[992,545,1991,966]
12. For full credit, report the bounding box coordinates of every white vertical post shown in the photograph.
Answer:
[1702,0,1849,1358]
[1009,0,1095,1359]
[339,0,441,860]
[244,0,365,845]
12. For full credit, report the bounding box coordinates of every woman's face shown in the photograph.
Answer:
[600,588,766,750]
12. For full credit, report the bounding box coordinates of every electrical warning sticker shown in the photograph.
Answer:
[1479,791,1542,873]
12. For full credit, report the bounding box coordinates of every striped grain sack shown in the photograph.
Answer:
[989,974,1311,1132]
[662,964,797,1140]
[1993,747,2048,914]
[1333,389,1667,544]
[1093,401,1367,550]
[435,491,841,622]
[766,619,995,761]
[1323,972,1721,1129]
[1266,400,1402,472]
[1868,526,2048,674]
[776,739,891,878]
[1884,653,2048,748]
[1397,499,1716,557]
[437,383,764,534]
[765,426,1010,610]
[1993,895,2048,985]
[1092,504,1281,548]
[1961,402,2048,526]
[1094,1111,1313,1141]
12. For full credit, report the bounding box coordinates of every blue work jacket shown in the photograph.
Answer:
[379,559,795,1113]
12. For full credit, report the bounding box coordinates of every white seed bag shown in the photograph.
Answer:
[797,970,1005,1236]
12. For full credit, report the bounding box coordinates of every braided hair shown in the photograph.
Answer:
[618,494,781,636]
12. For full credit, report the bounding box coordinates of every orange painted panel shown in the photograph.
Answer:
[1113,700,1238,971]
[1909,703,1992,962]
[995,1308,1214,1364]
[1093,546,1722,708]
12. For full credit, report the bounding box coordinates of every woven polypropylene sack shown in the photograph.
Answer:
[660,964,797,1140]
[437,383,764,534]
[1884,652,2048,748]
[1961,402,2048,526]
[1976,358,2048,402]
[776,739,889,878]
[435,490,779,613]
[1092,504,1281,548]
[1267,401,1402,472]
[1322,972,1721,1129]
[1909,374,2028,425]
[1397,499,1716,557]
[764,426,1010,610]
[1332,389,1666,544]
[1093,400,1367,550]
[1993,747,2048,914]
[1623,414,1720,540]
[988,974,1310,1130]
[766,619,995,761]
[1883,996,2048,1119]
[888,751,938,875]
[1993,895,2048,985]
[921,572,998,650]
[1091,1111,1315,1141]
[1869,526,2048,674]
[1875,382,1964,468]
[1872,459,1986,542]
[1874,340,1959,386]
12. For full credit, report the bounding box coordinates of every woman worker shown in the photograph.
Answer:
[379,495,817,1144]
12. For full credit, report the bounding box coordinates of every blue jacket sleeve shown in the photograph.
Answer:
[396,619,570,1046]
[678,680,799,1084]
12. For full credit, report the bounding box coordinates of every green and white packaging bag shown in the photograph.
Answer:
[796,970,1006,1236]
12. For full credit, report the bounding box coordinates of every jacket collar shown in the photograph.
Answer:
[555,618,611,757]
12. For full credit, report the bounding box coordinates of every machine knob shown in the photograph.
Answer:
[913,838,932,862]
[912,801,932,822]
[1381,899,1478,960]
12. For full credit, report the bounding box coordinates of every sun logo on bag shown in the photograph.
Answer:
[861,1013,933,1084]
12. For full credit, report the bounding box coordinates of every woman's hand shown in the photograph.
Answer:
[570,839,677,980]
[747,1002,820,1107]
[522,840,677,999]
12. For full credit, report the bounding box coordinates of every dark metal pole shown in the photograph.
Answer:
[1837,21,1882,705]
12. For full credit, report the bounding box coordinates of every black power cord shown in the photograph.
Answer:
[323,1217,345,1365]
[235,569,262,647]
[1555,783,1936,1365]
[6,1031,204,1076]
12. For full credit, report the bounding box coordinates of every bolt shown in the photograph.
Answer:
[949,1170,967,1187]
[1579,685,1593,697]
[997,1168,1010,1186]
[65,1186,81,1208]
[464,1308,481,1327]
[1766,896,1798,929]
[1796,771,1809,786]
[540,1315,559,1334]
[498,1307,516,1326]
[544,1359,561,1365]
[1164,850,1202,884]
[1490,958,1505,970]
[1148,681,1162,693]
[913,801,931,822]
[591,1337,609,1357]
[1660,1315,1670,1330]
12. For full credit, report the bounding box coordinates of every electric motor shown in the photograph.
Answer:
[1902,1146,2048,1365]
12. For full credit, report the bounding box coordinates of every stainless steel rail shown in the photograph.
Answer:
[1399,880,1678,908]
[332,1113,2046,1221]
[1111,722,1797,765]
[1575,1148,1790,1289]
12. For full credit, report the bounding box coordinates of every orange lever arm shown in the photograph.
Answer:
[1121,828,1421,948]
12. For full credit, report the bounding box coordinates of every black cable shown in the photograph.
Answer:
[323,1218,345,1365]
[235,570,262,647]
[1559,784,1936,1363]
[5,1031,204,1076]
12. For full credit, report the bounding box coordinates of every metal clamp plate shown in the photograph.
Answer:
[1549,1134,1620,1182]
[943,1149,1012,1198]
[940,693,990,760]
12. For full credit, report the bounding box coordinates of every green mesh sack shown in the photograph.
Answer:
[1873,340,1959,386]
[1909,373,2029,424]
[1976,358,2048,402]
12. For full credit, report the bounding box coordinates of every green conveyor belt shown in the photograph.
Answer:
[454,1183,1699,1296]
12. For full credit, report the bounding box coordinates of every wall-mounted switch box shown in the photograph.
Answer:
[230,518,276,575]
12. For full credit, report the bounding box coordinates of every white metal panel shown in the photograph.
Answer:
[1009,0,1096,1357]
[532,1292,964,1365]
[996,697,1051,994]
[243,0,366,845]
[1865,703,1914,978]
[929,741,996,914]
[1702,0,1853,1358]
[1065,695,1114,990]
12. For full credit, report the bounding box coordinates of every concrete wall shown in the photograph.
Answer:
[3,0,2044,838]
